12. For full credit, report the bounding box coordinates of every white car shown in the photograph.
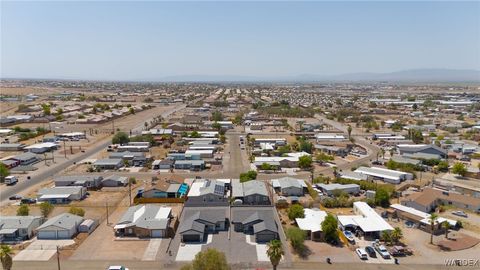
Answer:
[108,266,129,270]
[355,248,368,260]
[452,211,468,218]
[374,244,391,259]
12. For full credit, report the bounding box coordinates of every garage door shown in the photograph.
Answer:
[182,234,200,242]
[256,233,275,243]
[151,230,164,238]
[38,231,57,239]
[57,230,70,239]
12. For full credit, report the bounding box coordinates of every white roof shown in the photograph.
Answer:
[390,204,457,226]
[354,166,410,181]
[24,142,57,149]
[187,181,205,197]
[338,202,393,232]
[295,209,327,232]
[39,194,70,199]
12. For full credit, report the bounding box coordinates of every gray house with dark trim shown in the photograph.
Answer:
[178,208,228,243]
[231,207,278,243]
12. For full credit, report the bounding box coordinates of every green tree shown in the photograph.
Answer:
[69,206,85,217]
[211,111,223,122]
[298,139,313,153]
[212,122,221,130]
[451,162,467,177]
[409,129,424,144]
[17,205,29,216]
[286,227,306,253]
[260,163,273,171]
[0,245,13,270]
[321,213,339,244]
[298,155,312,169]
[442,221,450,239]
[0,163,10,182]
[190,131,201,138]
[316,152,334,162]
[180,248,229,270]
[112,131,130,145]
[391,227,403,244]
[429,213,438,244]
[267,239,283,270]
[375,187,391,208]
[39,202,54,218]
[239,170,257,182]
[437,160,449,172]
[381,230,392,245]
[129,107,135,114]
[287,204,305,220]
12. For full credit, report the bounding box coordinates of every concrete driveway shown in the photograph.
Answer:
[14,239,75,261]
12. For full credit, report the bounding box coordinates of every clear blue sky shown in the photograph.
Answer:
[1,1,479,80]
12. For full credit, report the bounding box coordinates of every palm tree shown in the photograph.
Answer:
[347,125,352,140]
[442,221,450,239]
[380,148,385,159]
[267,239,284,270]
[391,227,403,244]
[381,230,392,245]
[0,245,13,270]
[429,213,439,244]
[389,148,395,158]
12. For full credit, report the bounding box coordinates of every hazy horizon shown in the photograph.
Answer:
[2,1,480,81]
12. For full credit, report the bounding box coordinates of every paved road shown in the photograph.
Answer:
[0,103,188,204]
[9,260,470,270]
[222,132,250,177]
[314,114,381,177]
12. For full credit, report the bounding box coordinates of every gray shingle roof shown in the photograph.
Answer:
[37,213,83,230]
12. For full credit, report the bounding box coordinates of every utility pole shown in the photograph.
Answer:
[128,179,132,206]
[63,140,67,158]
[112,118,115,134]
[56,246,61,270]
[106,200,109,225]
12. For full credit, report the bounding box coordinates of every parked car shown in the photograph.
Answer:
[452,211,468,218]
[108,266,129,270]
[389,246,413,257]
[355,248,368,260]
[373,243,391,259]
[365,246,377,258]
[343,230,355,243]
[9,195,22,200]
[405,221,415,228]
[21,198,37,204]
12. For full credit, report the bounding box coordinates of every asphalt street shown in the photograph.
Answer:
[0,103,188,204]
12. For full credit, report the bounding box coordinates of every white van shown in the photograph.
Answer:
[5,176,18,185]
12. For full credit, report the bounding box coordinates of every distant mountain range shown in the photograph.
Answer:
[157,69,480,83]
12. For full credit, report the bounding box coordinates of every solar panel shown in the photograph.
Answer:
[214,185,224,195]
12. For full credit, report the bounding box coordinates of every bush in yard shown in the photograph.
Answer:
[287,204,305,220]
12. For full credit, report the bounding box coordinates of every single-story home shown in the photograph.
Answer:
[54,175,103,189]
[114,205,172,238]
[272,177,306,196]
[37,186,87,204]
[231,207,279,243]
[178,208,228,243]
[0,216,43,242]
[231,179,271,205]
[316,183,360,196]
[295,208,327,241]
[93,159,123,170]
[101,175,129,187]
[37,213,84,239]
